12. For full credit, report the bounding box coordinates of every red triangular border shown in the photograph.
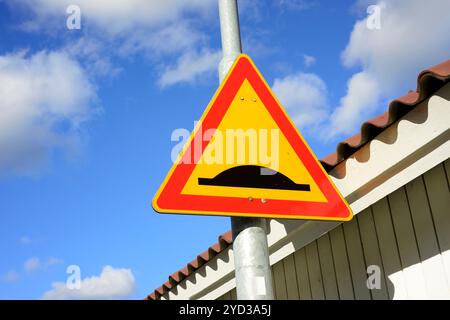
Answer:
[153,55,352,221]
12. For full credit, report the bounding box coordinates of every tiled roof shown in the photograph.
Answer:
[146,58,450,300]
[146,231,232,300]
[320,59,450,171]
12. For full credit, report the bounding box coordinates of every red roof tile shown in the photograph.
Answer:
[147,58,450,300]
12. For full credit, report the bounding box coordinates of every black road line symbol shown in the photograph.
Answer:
[198,165,310,191]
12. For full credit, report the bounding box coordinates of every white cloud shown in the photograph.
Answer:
[15,0,215,35]
[303,54,316,67]
[42,266,135,300]
[158,49,221,88]
[12,0,215,55]
[276,0,316,11]
[0,50,97,175]
[272,72,329,131]
[47,257,64,267]
[19,236,31,245]
[63,37,122,78]
[117,21,207,58]
[326,0,450,138]
[327,72,379,137]
[1,271,20,283]
[24,257,41,272]
[0,2,218,175]
[23,256,63,273]
[342,0,450,93]
[10,0,218,87]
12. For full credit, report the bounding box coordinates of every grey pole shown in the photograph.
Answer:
[217,0,274,300]
[218,0,242,82]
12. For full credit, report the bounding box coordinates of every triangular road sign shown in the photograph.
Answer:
[153,54,352,221]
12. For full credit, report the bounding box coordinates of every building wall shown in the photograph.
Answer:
[218,159,450,300]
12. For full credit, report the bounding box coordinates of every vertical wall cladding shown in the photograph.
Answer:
[217,159,450,300]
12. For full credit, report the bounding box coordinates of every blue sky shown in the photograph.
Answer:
[0,0,449,299]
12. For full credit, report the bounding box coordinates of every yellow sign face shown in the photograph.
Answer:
[153,54,352,221]
[181,79,327,203]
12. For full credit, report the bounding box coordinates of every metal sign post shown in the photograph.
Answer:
[217,0,274,300]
